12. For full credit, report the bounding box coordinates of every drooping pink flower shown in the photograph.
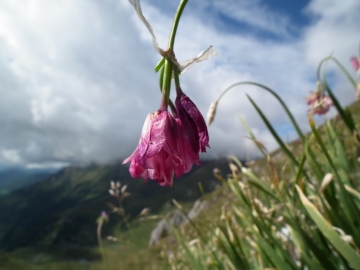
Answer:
[123,110,183,187]
[175,87,210,153]
[306,91,332,115]
[351,57,360,71]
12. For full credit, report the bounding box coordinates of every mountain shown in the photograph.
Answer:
[0,167,59,195]
[0,159,231,251]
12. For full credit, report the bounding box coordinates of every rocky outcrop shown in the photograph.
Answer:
[149,199,209,247]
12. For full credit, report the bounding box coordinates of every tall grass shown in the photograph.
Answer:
[164,52,360,269]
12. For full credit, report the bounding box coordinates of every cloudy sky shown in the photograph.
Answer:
[0,0,359,168]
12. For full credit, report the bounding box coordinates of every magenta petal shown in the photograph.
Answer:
[176,90,210,153]
[174,118,201,177]
[129,159,149,180]
[305,92,332,115]
[123,110,183,186]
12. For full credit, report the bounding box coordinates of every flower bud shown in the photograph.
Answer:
[206,101,218,125]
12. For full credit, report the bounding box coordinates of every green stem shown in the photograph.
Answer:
[173,66,181,88]
[97,223,109,270]
[157,0,188,107]
[162,59,173,107]
[159,65,177,111]
[168,0,189,50]
[317,55,357,89]
[119,198,130,229]
[155,57,165,72]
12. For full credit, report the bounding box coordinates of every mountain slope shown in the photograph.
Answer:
[0,159,231,251]
[0,167,58,195]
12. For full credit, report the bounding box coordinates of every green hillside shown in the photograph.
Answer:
[0,159,231,252]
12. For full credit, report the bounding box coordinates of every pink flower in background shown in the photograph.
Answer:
[122,110,183,186]
[101,211,108,219]
[351,57,360,71]
[306,91,333,115]
[175,87,210,153]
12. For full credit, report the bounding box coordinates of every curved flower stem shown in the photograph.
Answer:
[212,81,313,180]
[246,94,299,167]
[214,81,305,141]
[159,65,176,113]
[159,0,188,107]
[154,0,188,72]
[162,59,173,107]
[97,222,109,270]
[168,0,189,50]
[173,66,181,88]
[320,58,357,134]
[317,55,357,89]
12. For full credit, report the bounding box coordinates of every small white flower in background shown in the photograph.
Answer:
[121,185,127,193]
[109,180,122,197]
[127,0,216,75]
[106,236,118,241]
[139,207,150,216]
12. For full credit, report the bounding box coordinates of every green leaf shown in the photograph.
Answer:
[296,186,360,270]
[247,95,299,167]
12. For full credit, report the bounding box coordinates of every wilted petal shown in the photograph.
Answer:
[128,0,165,56]
[175,46,217,75]
[128,1,216,74]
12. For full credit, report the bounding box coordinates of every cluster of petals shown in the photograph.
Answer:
[306,91,333,115]
[123,93,209,187]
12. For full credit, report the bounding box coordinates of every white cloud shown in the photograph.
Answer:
[2,149,21,163]
[0,0,358,167]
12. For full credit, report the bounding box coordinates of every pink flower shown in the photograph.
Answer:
[175,87,210,153]
[123,110,183,187]
[101,211,109,219]
[306,91,332,115]
[351,57,360,71]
